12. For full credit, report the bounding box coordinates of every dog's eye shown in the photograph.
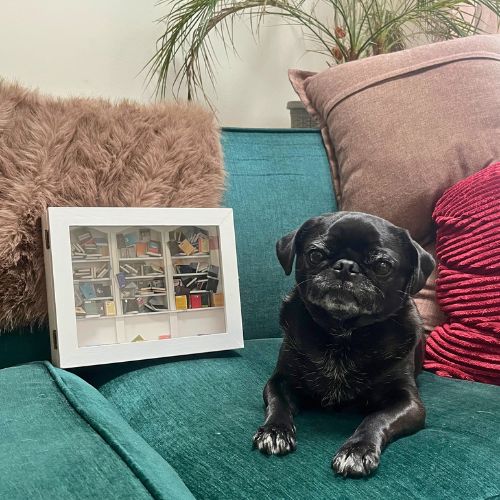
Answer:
[308,250,325,265]
[373,259,392,275]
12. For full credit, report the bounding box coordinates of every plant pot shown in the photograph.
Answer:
[286,101,319,129]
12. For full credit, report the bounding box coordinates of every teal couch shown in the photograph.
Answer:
[1,129,499,500]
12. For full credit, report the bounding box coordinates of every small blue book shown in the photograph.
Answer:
[123,232,138,247]
[79,282,96,299]
[116,272,127,289]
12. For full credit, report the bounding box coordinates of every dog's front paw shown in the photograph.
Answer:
[252,424,297,456]
[331,440,380,478]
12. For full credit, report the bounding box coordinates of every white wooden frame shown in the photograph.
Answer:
[42,207,243,368]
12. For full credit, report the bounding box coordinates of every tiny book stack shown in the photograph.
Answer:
[71,227,109,259]
[117,228,162,260]
[168,226,210,256]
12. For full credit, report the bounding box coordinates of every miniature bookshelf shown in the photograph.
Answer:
[43,208,243,368]
[70,224,226,348]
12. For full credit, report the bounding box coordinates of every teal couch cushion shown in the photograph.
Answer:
[221,129,336,339]
[83,340,500,500]
[0,361,194,500]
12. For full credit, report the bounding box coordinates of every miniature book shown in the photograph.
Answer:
[79,282,96,299]
[190,294,202,309]
[139,228,151,241]
[121,282,138,298]
[84,301,102,317]
[207,277,219,293]
[123,232,138,247]
[211,292,224,307]
[146,240,161,256]
[104,301,116,316]
[175,295,188,310]
[136,242,148,257]
[198,236,209,254]
[116,272,127,288]
[178,239,196,255]
[124,299,139,314]
[95,284,111,298]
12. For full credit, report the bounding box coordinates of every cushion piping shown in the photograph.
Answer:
[321,52,500,118]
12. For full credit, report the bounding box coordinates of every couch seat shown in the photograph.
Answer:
[82,338,500,500]
[0,362,194,499]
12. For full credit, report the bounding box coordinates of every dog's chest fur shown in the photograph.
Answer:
[292,341,369,407]
[280,290,419,408]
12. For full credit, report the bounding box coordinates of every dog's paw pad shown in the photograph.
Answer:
[331,441,380,478]
[252,425,296,456]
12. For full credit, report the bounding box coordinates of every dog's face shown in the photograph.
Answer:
[277,212,434,327]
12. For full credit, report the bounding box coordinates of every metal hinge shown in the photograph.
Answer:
[45,229,50,250]
[52,330,58,350]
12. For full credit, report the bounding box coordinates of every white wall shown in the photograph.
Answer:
[0,0,327,127]
[2,2,497,127]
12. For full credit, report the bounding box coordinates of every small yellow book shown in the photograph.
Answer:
[175,295,188,310]
[104,301,116,316]
[211,292,224,307]
[179,239,196,255]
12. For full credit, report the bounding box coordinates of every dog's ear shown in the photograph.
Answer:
[276,230,298,276]
[405,231,435,295]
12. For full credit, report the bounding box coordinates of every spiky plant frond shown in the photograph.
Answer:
[147,0,499,101]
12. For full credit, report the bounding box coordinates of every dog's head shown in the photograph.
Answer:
[277,212,434,328]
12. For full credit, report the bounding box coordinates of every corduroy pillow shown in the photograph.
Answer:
[424,162,500,385]
[289,34,500,331]
[0,81,224,330]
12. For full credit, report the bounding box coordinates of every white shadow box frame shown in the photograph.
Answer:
[42,207,243,368]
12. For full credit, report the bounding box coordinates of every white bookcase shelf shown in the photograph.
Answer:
[72,258,110,263]
[118,256,163,261]
[42,207,243,368]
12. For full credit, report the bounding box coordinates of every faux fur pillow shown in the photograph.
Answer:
[0,81,223,330]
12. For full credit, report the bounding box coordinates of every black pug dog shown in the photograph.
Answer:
[252,211,435,478]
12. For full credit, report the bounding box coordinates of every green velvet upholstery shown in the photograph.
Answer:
[0,325,50,370]
[83,338,500,500]
[221,128,336,339]
[0,361,194,499]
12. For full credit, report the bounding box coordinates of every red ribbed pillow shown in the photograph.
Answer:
[424,162,500,385]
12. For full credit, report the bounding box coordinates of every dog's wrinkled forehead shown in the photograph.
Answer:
[298,212,402,252]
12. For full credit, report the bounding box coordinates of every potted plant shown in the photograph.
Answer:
[147,0,499,125]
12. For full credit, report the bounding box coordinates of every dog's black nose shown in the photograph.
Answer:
[332,259,360,276]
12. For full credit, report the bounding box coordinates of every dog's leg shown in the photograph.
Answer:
[253,373,298,455]
[332,384,425,477]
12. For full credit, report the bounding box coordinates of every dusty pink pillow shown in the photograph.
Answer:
[289,35,500,330]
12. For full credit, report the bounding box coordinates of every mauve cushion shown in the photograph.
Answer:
[289,34,500,330]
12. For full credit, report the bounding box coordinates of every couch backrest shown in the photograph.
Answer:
[0,128,336,369]
[221,128,337,340]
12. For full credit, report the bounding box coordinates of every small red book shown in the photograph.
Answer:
[190,294,202,309]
